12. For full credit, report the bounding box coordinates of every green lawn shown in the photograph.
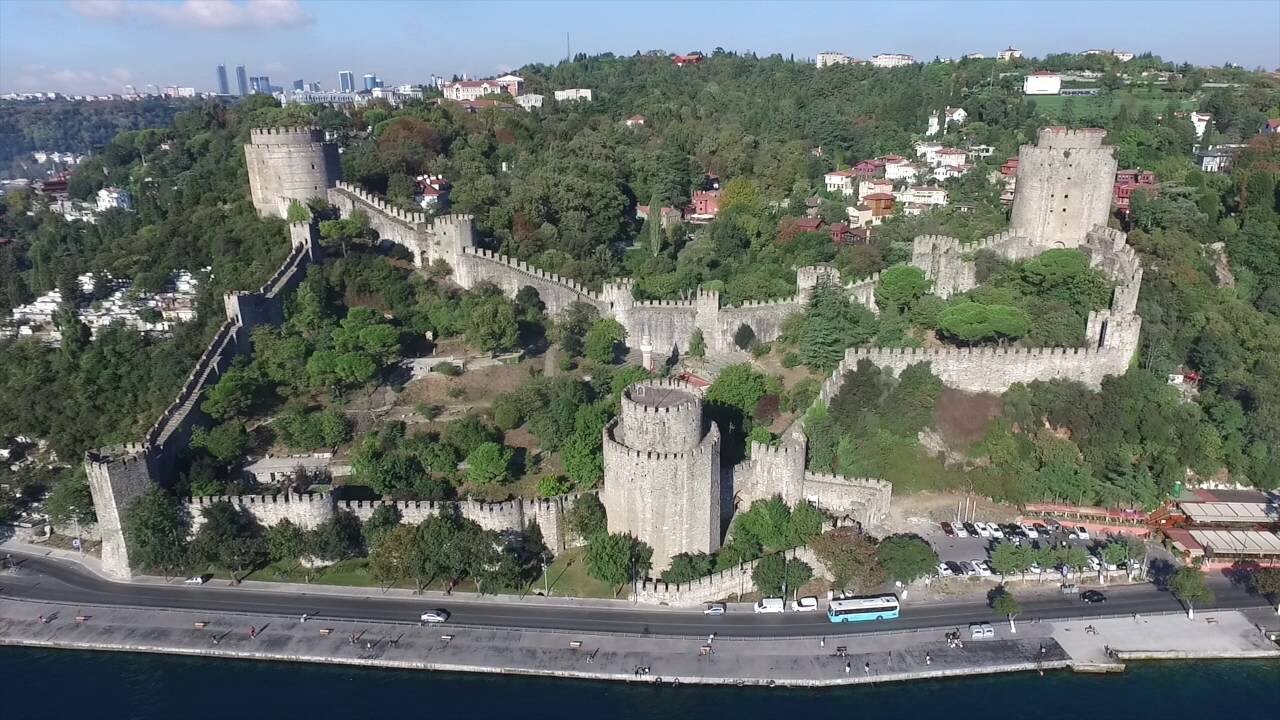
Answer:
[540,546,620,599]
[1027,89,1196,123]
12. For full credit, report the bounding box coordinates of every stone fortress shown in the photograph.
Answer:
[83,124,1142,592]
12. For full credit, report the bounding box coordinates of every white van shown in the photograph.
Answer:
[754,598,785,614]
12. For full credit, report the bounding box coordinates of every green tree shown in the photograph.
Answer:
[1055,545,1092,579]
[189,501,266,583]
[367,523,417,590]
[937,301,1031,345]
[706,363,768,417]
[586,532,652,596]
[44,472,96,525]
[989,541,1033,579]
[1169,566,1214,620]
[266,519,306,571]
[201,366,260,420]
[561,430,604,488]
[875,534,939,586]
[465,442,514,485]
[536,475,574,497]
[991,585,1022,633]
[363,504,402,549]
[566,494,607,539]
[752,553,813,597]
[466,296,519,353]
[584,318,627,363]
[191,421,249,465]
[123,489,189,578]
[661,552,716,583]
[809,526,886,591]
[1253,567,1280,615]
[688,328,706,358]
[875,265,933,313]
[307,511,365,562]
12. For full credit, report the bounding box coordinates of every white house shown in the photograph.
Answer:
[883,157,918,182]
[824,170,857,196]
[816,52,853,68]
[96,187,133,212]
[554,88,593,102]
[625,114,647,128]
[932,164,973,181]
[515,93,544,111]
[934,148,968,168]
[915,142,943,163]
[997,47,1023,61]
[870,53,915,68]
[858,179,894,202]
[895,186,949,207]
[1023,72,1062,95]
[443,80,503,101]
[1189,112,1212,139]
[967,144,996,159]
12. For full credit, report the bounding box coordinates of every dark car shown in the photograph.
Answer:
[944,561,964,576]
[1081,590,1107,604]
[963,522,979,537]
[941,521,957,537]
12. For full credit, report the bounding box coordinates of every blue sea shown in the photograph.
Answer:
[2,647,1275,719]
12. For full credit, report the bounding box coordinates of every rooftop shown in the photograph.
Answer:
[627,383,697,409]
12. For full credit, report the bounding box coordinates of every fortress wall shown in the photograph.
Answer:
[184,492,336,534]
[800,473,892,528]
[455,246,606,316]
[633,545,830,606]
[716,297,803,348]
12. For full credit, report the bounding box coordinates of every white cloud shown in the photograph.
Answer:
[68,0,312,30]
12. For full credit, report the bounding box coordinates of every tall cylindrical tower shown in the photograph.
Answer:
[1009,127,1116,249]
[601,379,721,572]
[244,126,341,219]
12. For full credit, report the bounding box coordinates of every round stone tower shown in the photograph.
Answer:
[244,126,340,219]
[601,379,721,573]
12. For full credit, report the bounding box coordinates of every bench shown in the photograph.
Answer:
[569,640,582,650]
[318,628,333,636]
[192,621,209,629]
[440,634,454,642]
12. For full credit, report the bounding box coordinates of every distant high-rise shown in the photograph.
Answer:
[363,73,376,91]
[250,76,272,94]
[292,79,304,92]
[339,70,354,93]
[235,65,248,96]
[216,65,230,95]
[308,81,321,92]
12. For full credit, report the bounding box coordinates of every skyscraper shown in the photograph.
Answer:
[363,73,377,91]
[216,65,230,95]
[292,79,304,92]
[250,76,272,94]
[338,70,354,93]
[235,65,248,96]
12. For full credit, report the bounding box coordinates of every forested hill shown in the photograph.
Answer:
[0,97,196,170]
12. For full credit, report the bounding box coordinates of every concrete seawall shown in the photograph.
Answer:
[2,597,1274,688]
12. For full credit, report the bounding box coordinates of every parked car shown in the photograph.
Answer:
[1045,519,1062,531]
[954,523,970,538]
[1020,524,1039,539]
[420,609,450,624]
[1081,590,1107,604]
[970,622,995,639]
[1075,526,1090,540]
[944,561,964,576]
[988,524,1005,539]
[937,562,954,577]
[971,559,993,577]
[1033,522,1049,534]
[183,576,207,585]
[974,522,992,538]
[959,561,978,577]
[941,521,957,537]
[703,603,727,616]
[754,598,785,614]
[1028,563,1043,575]
[1086,555,1102,571]
[791,596,819,612]
[962,522,979,537]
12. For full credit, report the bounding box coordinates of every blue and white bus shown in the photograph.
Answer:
[827,594,900,623]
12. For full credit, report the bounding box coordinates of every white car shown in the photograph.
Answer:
[183,576,207,585]
[420,610,450,624]
[1028,563,1043,575]
[754,598,785,614]
[974,522,992,538]
[971,559,993,577]
[791,596,819,613]
[936,562,954,577]
[988,524,1005,539]
[703,603,727,616]
[1075,526,1090,540]
[1086,555,1102,571]
[1020,524,1039,539]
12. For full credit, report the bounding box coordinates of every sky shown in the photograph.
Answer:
[1,0,1278,94]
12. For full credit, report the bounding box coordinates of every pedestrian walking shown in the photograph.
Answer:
[301,614,308,623]
[820,637,826,648]
[864,662,870,675]
[844,662,850,674]
[249,626,257,639]
[925,653,932,666]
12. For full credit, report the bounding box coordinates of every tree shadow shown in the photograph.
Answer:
[1148,558,1176,590]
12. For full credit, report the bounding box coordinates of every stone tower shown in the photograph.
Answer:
[245,126,340,219]
[1010,127,1117,250]
[601,379,721,572]
[84,444,157,578]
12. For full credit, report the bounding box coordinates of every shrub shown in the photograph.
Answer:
[434,361,463,377]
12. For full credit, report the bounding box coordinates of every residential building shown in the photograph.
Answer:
[339,70,355,93]
[216,65,229,95]
[816,51,852,68]
[932,164,973,181]
[882,156,917,182]
[1112,51,1135,62]
[370,85,424,106]
[635,205,683,229]
[250,76,271,94]
[863,192,896,216]
[829,222,869,245]
[95,187,133,212]
[1112,169,1157,217]
[852,159,883,178]
[997,47,1023,61]
[963,53,986,60]
[281,90,358,107]
[933,147,968,168]
[895,186,948,207]
[413,175,450,209]
[687,190,720,222]
[625,114,646,128]
[495,75,524,96]
[443,80,507,101]
[673,53,703,66]
[967,144,996,159]
[1023,71,1062,95]
[823,169,857,196]
[515,93,544,111]
[554,88,593,102]
[1197,145,1247,173]
[858,178,894,201]
[793,217,824,233]
[870,53,914,68]
[915,142,944,163]
[235,65,248,96]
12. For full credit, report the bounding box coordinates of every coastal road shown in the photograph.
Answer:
[1,552,1269,639]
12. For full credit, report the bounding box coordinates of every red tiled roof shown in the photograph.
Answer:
[863,192,895,201]
[795,217,823,231]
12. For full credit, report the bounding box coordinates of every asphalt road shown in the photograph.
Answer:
[0,552,1268,639]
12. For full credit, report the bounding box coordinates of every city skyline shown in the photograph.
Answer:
[0,0,1277,95]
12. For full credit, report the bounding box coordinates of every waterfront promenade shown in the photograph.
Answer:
[1,594,1276,687]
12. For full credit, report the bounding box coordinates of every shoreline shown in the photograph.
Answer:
[2,596,1275,688]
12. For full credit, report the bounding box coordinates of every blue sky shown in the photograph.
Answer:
[2,0,1278,94]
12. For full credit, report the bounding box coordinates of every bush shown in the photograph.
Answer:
[434,361,463,377]
[782,351,802,368]
[751,342,772,357]
[752,554,812,596]
[536,475,574,497]
[492,394,524,430]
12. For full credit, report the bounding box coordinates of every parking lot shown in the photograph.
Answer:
[925,520,1126,580]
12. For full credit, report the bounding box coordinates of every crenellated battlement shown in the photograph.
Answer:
[1033,126,1108,149]
[460,246,600,299]
[621,379,702,415]
[183,491,331,509]
[803,472,892,493]
[249,126,325,144]
[332,181,429,226]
